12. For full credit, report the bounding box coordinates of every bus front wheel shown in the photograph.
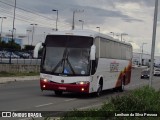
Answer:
[96,84,102,97]
[55,90,63,95]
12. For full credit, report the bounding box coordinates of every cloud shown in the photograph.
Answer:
[0,0,159,55]
[130,42,140,50]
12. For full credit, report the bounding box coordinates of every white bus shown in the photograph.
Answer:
[38,30,132,96]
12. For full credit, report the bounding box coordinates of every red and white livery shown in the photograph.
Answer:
[37,30,132,96]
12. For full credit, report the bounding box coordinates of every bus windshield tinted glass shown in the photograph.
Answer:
[42,35,93,76]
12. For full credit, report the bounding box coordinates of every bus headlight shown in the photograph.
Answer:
[76,81,89,85]
[40,78,48,82]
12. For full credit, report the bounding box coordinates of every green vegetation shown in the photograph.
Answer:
[0,38,35,51]
[0,71,39,77]
[0,39,21,50]
[60,86,160,120]
[23,45,35,51]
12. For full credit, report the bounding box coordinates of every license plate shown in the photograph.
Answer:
[58,87,66,90]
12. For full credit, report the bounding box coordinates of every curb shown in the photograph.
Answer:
[0,76,40,83]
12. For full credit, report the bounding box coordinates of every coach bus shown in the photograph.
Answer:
[37,30,132,96]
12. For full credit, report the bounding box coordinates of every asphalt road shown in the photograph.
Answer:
[0,68,160,113]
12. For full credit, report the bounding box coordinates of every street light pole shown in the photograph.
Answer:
[13,28,16,38]
[96,27,100,33]
[72,10,84,30]
[121,33,128,41]
[141,43,147,66]
[52,9,58,31]
[149,0,158,87]
[9,0,16,64]
[26,30,32,45]
[110,32,114,38]
[0,17,7,39]
[79,20,84,29]
[30,24,37,46]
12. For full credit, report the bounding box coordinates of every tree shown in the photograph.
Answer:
[0,38,21,50]
[23,45,35,51]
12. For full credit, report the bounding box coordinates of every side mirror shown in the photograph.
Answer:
[90,45,96,60]
[33,42,43,58]
[42,43,46,47]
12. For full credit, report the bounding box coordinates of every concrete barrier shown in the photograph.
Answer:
[0,64,40,73]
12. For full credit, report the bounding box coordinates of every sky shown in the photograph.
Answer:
[0,0,160,55]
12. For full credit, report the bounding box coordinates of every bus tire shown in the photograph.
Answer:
[55,90,63,95]
[95,79,103,97]
[119,79,125,92]
[96,84,102,97]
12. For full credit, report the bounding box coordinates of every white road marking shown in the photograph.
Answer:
[35,103,53,107]
[65,98,76,102]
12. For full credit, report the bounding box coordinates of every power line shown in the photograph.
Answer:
[0,6,71,29]
[0,0,71,27]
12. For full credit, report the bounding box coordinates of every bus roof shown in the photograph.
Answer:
[48,29,132,46]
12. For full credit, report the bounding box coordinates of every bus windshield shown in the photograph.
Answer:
[41,35,93,76]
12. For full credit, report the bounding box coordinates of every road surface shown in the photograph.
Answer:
[0,68,160,115]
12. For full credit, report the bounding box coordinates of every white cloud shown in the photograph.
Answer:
[0,0,159,54]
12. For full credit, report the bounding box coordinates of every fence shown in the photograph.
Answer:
[0,58,41,65]
[0,64,40,73]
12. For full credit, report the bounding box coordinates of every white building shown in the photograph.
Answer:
[133,52,160,66]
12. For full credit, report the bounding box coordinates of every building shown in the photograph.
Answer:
[1,37,22,46]
[133,52,160,67]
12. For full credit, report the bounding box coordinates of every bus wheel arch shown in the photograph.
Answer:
[96,77,103,97]
[119,75,125,92]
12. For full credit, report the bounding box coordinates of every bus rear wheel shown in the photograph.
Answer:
[55,90,63,95]
[118,80,124,92]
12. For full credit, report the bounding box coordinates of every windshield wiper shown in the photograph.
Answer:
[65,52,75,75]
[52,48,76,75]
[52,49,66,73]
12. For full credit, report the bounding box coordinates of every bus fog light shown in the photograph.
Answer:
[81,88,84,91]
[43,79,48,82]
[43,85,46,88]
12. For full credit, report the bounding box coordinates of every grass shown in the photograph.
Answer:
[0,71,39,77]
[60,86,160,120]
[25,86,160,120]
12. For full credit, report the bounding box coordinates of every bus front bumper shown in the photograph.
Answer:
[40,80,90,93]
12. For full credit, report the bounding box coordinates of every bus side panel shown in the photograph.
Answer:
[115,60,132,87]
[91,58,131,91]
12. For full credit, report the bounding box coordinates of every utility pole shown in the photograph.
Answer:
[0,17,7,40]
[72,10,84,30]
[149,0,158,87]
[52,9,58,31]
[30,24,37,46]
[9,0,16,64]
